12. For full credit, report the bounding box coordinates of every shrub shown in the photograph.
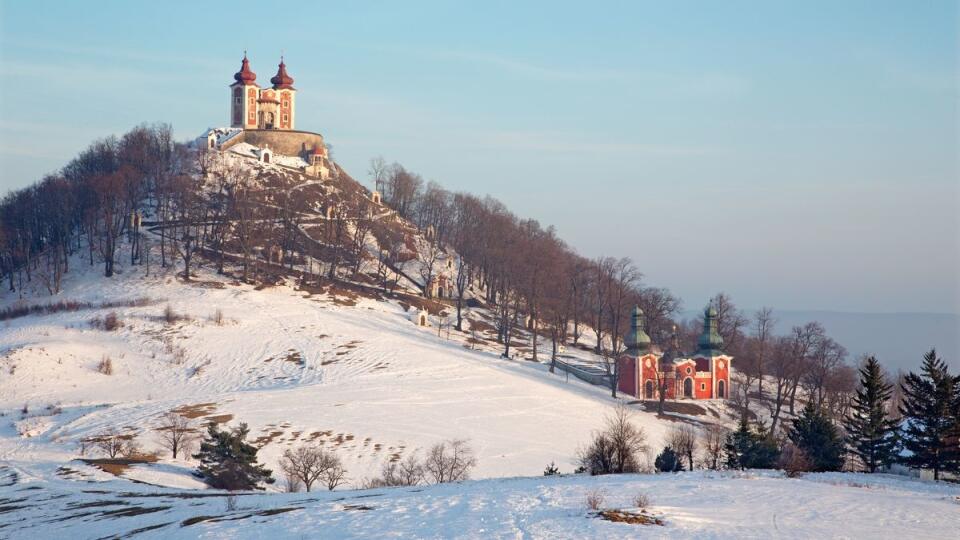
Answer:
[97,356,114,375]
[779,442,813,478]
[585,488,606,511]
[633,492,652,509]
[103,312,121,331]
[655,446,684,472]
[212,309,225,325]
[164,305,180,324]
[543,462,560,476]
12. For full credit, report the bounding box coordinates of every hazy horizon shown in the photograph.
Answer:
[1,1,957,316]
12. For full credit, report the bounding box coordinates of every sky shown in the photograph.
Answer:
[1,1,957,316]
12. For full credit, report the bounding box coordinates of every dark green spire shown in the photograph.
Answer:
[624,305,651,354]
[697,306,724,355]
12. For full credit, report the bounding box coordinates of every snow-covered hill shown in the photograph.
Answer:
[1,165,952,537]
[1,465,957,539]
[0,252,686,489]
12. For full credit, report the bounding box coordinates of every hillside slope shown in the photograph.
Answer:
[0,251,689,487]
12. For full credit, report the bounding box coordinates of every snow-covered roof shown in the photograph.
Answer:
[197,127,243,148]
[227,142,309,169]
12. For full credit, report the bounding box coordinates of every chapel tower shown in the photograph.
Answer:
[230,53,259,129]
[229,54,296,130]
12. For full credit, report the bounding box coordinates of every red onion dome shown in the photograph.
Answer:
[270,58,295,89]
[233,53,257,85]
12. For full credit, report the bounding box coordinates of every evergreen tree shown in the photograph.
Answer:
[899,349,960,481]
[193,422,274,490]
[844,356,899,472]
[655,446,684,472]
[724,418,754,470]
[789,401,845,471]
[725,418,779,470]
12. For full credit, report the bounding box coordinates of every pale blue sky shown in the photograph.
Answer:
[1,1,957,315]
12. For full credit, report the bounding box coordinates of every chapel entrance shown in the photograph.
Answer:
[683,377,693,398]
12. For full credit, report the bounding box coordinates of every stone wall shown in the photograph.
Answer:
[222,129,324,157]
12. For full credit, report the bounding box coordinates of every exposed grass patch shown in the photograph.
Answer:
[596,510,665,526]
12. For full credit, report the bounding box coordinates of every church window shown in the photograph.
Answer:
[700,383,706,391]
[283,114,288,122]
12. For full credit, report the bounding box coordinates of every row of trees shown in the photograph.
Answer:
[577,348,957,480]
[654,350,959,479]
[1,125,180,294]
[374,157,683,393]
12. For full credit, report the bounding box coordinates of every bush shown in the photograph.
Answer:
[212,309,225,325]
[655,446,684,472]
[633,492,652,509]
[97,356,114,375]
[585,488,606,511]
[164,305,181,324]
[779,442,813,478]
[577,404,648,475]
[103,312,121,331]
[90,312,123,331]
[543,462,560,476]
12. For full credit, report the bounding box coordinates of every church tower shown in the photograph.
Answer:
[270,57,296,130]
[230,53,259,129]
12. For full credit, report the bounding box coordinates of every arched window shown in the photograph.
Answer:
[683,378,693,398]
[644,380,654,400]
[717,380,726,399]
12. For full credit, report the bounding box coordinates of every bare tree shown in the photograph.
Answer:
[368,155,388,194]
[279,445,342,492]
[323,460,348,491]
[154,412,199,460]
[423,439,477,483]
[753,307,776,397]
[667,425,697,471]
[90,429,139,459]
[578,404,648,475]
[701,424,727,470]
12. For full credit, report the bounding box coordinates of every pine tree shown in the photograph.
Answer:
[193,422,274,490]
[655,446,684,472]
[724,418,779,470]
[844,356,899,472]
[724,418,754,470]
[789,401,845,471]
[899,349,959,481]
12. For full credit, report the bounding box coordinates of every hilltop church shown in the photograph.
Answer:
[617,306,732,401]
[199,54,334,179]
[230,53,296,131]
